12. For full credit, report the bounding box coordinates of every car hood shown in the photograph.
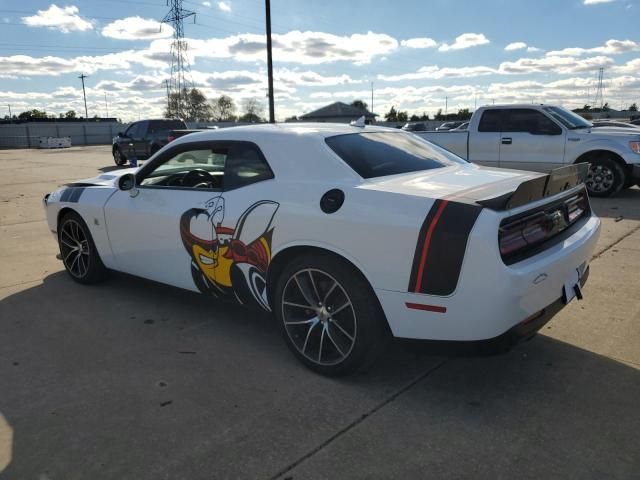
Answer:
[359,164,543,203]
[65,168,138,188]
[577,127,640,138]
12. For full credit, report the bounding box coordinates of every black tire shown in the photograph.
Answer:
[274,252,389,376]
[58,211,108,284]
[113,147,127,166]
[585,156,626,197]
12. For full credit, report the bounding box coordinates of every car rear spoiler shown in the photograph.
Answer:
[476,163,589,211]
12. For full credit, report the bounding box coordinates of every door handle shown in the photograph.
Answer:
[501,137,512,145]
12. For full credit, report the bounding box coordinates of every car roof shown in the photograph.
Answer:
[170,122,398,144]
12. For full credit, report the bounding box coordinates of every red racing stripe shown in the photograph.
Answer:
[405,302,447,313]
[414,200,448,293]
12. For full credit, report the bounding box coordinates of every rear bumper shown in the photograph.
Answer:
[376,212,600,342]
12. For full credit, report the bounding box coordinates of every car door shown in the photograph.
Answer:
[468,109,501,167]
[498,108,566,172]
[104,140,278,308]
[131,120,149,158]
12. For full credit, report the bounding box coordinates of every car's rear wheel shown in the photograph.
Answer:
[274,253,389,376]
[585,156,625,197]
[113,147,127,166]
[58,212,107,284]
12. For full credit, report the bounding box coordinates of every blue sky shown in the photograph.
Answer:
[0,0,638,120]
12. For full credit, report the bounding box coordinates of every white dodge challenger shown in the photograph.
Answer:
[44,123,601,375]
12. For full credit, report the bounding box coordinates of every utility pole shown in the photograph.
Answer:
[371,81,374,117]
[165,79,171,115]
[444,96,448,115]
[78,73,88,119]
[7,104,11,121]
[104,92,109,118]
[265,0,275,123]
[474,92,477,110]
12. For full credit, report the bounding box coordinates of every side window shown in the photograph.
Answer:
[478,110,502,132]
[223,144,274,191]
[124,122,138,137]
[139,148,226,190]
[503,109,561,135]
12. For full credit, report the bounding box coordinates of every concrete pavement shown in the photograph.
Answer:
[0,146,638,479]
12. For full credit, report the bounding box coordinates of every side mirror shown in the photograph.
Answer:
[117,173,138,197]
[117,132,125,137]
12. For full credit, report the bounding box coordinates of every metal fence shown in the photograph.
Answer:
[0,122,127,149]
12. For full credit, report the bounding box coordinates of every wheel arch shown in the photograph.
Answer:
[57,206,79,228]
[266,244,385,320]
[574,149,627,168]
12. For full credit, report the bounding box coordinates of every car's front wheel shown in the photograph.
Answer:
[274,253,389,376]
[113,147,127,166]
[58,211,107,284]
[585,156,625,197]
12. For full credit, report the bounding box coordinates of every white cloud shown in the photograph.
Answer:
[144,30,398,65]
[584,0,616,4]
[546,39,639,56]
[218,1,231,12]
[505,42,527,51]
[499,55,615,74]
[401,38,437,49]
[438,33,489,52]
[202,1,211,6]
[102,17,174,40]
[21,4,93,33]
[379,65,497,81]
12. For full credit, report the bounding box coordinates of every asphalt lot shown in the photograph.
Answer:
[1,145,639,480]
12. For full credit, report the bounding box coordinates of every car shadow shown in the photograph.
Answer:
[0,272,638,479]
[98,165,124,173]
[591,186,640,221]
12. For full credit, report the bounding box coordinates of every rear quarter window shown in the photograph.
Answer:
[325,132,466,179]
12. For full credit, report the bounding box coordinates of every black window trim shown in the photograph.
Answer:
[478,107,565,134]
[135,139,274,193]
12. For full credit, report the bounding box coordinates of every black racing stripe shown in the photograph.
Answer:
[414,202,482,296]
[60,188,73,202]
[408,199,445,292]
[68,187,85,203]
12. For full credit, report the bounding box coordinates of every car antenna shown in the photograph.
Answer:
[350,116,366,127]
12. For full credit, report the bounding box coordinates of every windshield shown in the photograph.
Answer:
[325,131,467,179]
[542,106,592,130]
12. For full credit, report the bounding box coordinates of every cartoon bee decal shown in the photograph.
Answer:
[180,197,279,310]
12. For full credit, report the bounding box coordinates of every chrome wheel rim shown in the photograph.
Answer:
[585,164,614,193]
[281,268,357,366]
[60,219,90,278]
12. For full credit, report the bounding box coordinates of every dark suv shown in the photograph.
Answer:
[112,119,187,166]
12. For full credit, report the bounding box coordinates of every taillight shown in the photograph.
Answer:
[167,135,175,143]
[499,190,588,261]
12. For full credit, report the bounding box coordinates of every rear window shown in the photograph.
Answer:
[478,110,502,132]
[325,132,466,179]
[149,120,187,133]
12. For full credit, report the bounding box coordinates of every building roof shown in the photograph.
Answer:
[300,101,377,120]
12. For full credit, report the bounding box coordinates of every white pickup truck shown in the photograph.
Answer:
[418,104,640,197]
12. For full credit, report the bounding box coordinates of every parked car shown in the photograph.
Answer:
[402,122,429,132]
[44,124,600,375]
[592,120,640,129]
[451,121,469,131]
[418,104,640,197]
[112,119,187,166]
[436,121,464,131]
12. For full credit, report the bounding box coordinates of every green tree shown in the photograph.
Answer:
[457,108,472,120]
[434,109,444,121]
[419,112,430,121]
[351,99,368,111]
[211,95,237,121]
[65,110,77,119]
[602,102,610,112]
[629,103,638,112]
[397,110,409,122]
[384,106,398,121]
[17,109,48,120]
[186,88,212,121]
[239,98,265,122]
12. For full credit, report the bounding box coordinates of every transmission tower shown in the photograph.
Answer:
[593,67,605,110]
[161,0,196,119]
